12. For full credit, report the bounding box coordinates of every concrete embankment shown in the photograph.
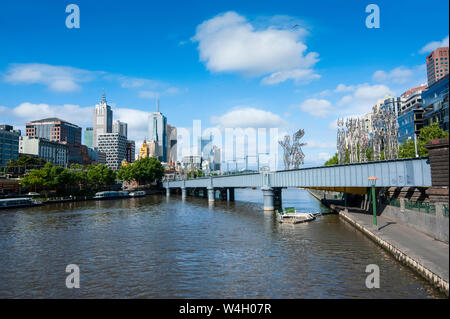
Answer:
[307,189,449,296]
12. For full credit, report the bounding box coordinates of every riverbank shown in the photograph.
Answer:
[308,189,449,296]
[0,188,164,208]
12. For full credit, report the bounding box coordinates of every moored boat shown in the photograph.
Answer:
[129,190,146,197]
[93,191,129,200]
[0,197,43,209]
[276,207,316,224]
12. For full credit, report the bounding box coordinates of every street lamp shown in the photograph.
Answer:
[368,176,378,227]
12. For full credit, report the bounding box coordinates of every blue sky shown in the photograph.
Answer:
[0,0,449,167]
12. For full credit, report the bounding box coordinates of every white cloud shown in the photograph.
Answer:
[114,108,150,142]
[373,66,414,84]
[211,107,286,128]
[2,63,183,98]
[11,102,93,125]
[3,63,97,92]
[139,87,183,99]
[299,99,333,118]
[261,69,320,85]
[139,91,160,99]
[334,84,392,115]
[192,11,319,85]
[419,35,449,54]
[334,84,356,93]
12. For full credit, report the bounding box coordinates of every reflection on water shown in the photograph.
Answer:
[0,189,444,298]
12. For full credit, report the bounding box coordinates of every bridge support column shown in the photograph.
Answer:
[181,187,187,199]
[273,187,282,210]
[262,187,274,211]
[228,188,235,201]
[166,187,170,197]
[219,188,227,200]
[207,187,215,202]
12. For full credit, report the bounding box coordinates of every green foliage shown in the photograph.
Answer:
[20,162,117,194]
[7,154,46,168]
[399,123,449,158]
[324,153,339,166]
[87,164,117,186]
[116,157,164,185]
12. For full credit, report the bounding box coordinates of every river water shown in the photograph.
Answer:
[0,189,444,298]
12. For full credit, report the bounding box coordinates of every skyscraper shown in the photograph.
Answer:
[93,90,113,147]
[166,123,177,166]
[96,133,128,171]
[148,99,168,162]
[83,127,94,148]
[113,120,128,138]
[426,47,449,86]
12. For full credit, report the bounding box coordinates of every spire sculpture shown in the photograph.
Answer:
[336,105,398,164]
[279,129,306,170]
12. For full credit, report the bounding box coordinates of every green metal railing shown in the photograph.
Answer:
[388,198,401,207]
[404,200,436,215]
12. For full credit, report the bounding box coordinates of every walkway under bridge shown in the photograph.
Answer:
[163,158,432,211]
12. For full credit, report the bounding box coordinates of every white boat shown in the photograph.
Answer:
[129,190,146,197]
[94,191,129,200]
[0,197,43,209]
[276,207,316,224]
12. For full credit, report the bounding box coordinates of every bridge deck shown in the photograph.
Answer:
[163,158,431,189]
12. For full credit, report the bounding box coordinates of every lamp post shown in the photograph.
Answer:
[368,176,378,227]
[414,133,419,158]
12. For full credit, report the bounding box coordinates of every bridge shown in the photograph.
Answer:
[163,158,432,211]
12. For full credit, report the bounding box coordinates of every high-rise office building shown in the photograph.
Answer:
[422,74,449,132]
[93,91,113,147]
[96,133,128,171]
[212,145,221,171]
[19,136,68,167]
[0,125,21,167]
[397,85,427,144]
[113,120,128,138]
[126,140,135,163]
[166,124,177,166]
[426,47,449,86]
[25,118,82,164]
[148,99,167,162]
[83,127,94,148]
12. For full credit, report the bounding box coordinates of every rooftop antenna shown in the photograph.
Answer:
[156,97,160,113]
[101,88,106,103]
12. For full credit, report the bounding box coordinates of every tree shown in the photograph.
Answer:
[121,157,164,185]
[21,168,46,192]
[87,164,116,187]
[399,123,449,158]
[324,153,339,166]
[117,164,134,182]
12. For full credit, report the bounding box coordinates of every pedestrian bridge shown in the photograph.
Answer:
[163,158,432,211]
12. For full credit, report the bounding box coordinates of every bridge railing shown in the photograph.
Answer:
[164,158,432,189]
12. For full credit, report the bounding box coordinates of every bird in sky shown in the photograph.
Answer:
[291,24,299,29]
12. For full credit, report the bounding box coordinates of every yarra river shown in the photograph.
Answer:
[0,189,445,298]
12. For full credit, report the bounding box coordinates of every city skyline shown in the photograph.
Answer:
[0,0,449,166]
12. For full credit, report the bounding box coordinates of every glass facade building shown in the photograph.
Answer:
[148,109,168,162]
[0,125,21,167]
[397,88,425,144]
[422,75,449,132]
[83,127,94,148]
